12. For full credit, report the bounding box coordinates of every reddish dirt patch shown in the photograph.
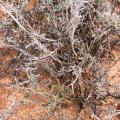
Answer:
[24,0,37,11]
[0,76,12,85]
[0,86,8,113]
[0,48,17,78]
[0,9,4,19]
[107,49,120,85]
[6,103,47,120]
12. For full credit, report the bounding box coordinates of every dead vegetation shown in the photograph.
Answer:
[0,0,120,119]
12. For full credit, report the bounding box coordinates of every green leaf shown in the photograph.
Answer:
[95,0,99,6]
